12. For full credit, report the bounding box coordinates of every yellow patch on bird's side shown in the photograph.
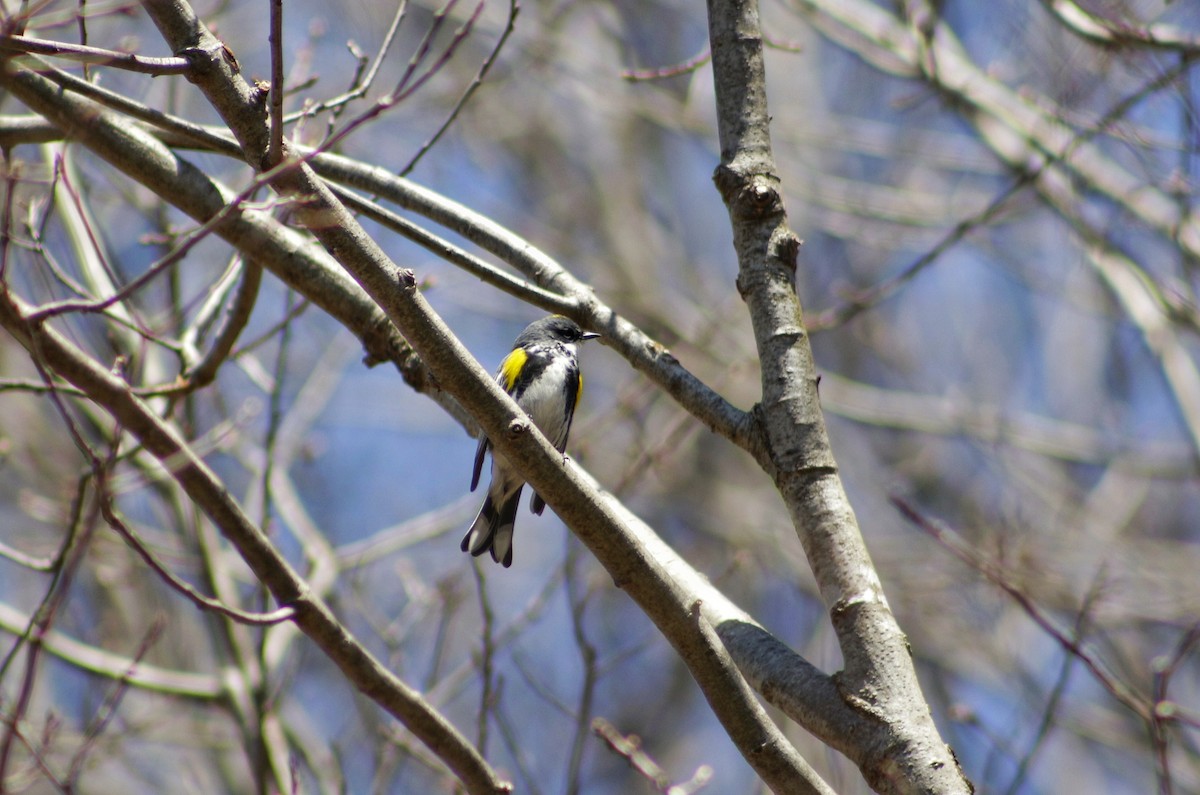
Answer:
[499,347,528,391]
[576,372,583,409]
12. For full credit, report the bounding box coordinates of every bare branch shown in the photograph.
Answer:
[306,150,766,461]
[0,55,462,421]
[0,601,222,698]
[133,3,842,789]
[0,33,192,74]
[401,0,519,176]
[706,0,971,791]
[96,486,296,626]
[892,496,1151,719]
[267,0,284,167]
[593,717,714,794]
[1040,0,1200,52]
[0,287,512,795]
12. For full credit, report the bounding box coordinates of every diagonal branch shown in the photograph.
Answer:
[0,55,465,423]
[0,7,967,791]
[0,33,193,74]
[0,36,842,782]
[305,150,768,464]
[0,287,511,795]
[136,2,829,790]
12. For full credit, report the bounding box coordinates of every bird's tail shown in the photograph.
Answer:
[460,486,523,568]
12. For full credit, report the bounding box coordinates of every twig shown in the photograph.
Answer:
[1003,565,1108,795]
[268,0,284,167]
[564,545,598,795]
[0,33,192,74]
[96,480,296,626]
[394,0,461,98]
[0,600,222,697]
[805,14,1197,330]
[469,560,496,757]
[180,255,264,389]
[401,0,519,175]
[0,538,56,571]
[65,617,167,785]
[0,281,510,794]
[0,718,65,792]
[23,176,293,326]
[315,0,485,156]
[621,48,712,82]
[592,717,713,794]
[1150,621,1200,795]
[328,183,574,311]
[0,473,95,787]
[491,689,544,795]
[286,1,409,126]
[891,496,1152,721]
[0,147,16,280]
[36,59,242,155]
[1040,0,1200,52]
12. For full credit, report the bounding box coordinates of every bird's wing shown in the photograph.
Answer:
[470,433,490,492]
[472,346,529,491]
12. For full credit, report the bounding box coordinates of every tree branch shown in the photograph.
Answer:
[0,33,193,74]
[0,288,512,795]
[305,149,769,464]
[706,0,972,792]
[134,2,833,788]
[0,601,222,699]
[0,56,465,423]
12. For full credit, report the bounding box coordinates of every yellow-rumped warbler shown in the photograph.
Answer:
[461,315,600,567]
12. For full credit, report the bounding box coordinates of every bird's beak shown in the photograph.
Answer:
[581,332,601,342]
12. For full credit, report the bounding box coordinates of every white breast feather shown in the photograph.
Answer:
[517,349,573,449]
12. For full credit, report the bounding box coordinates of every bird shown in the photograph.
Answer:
[461,315,599,567]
